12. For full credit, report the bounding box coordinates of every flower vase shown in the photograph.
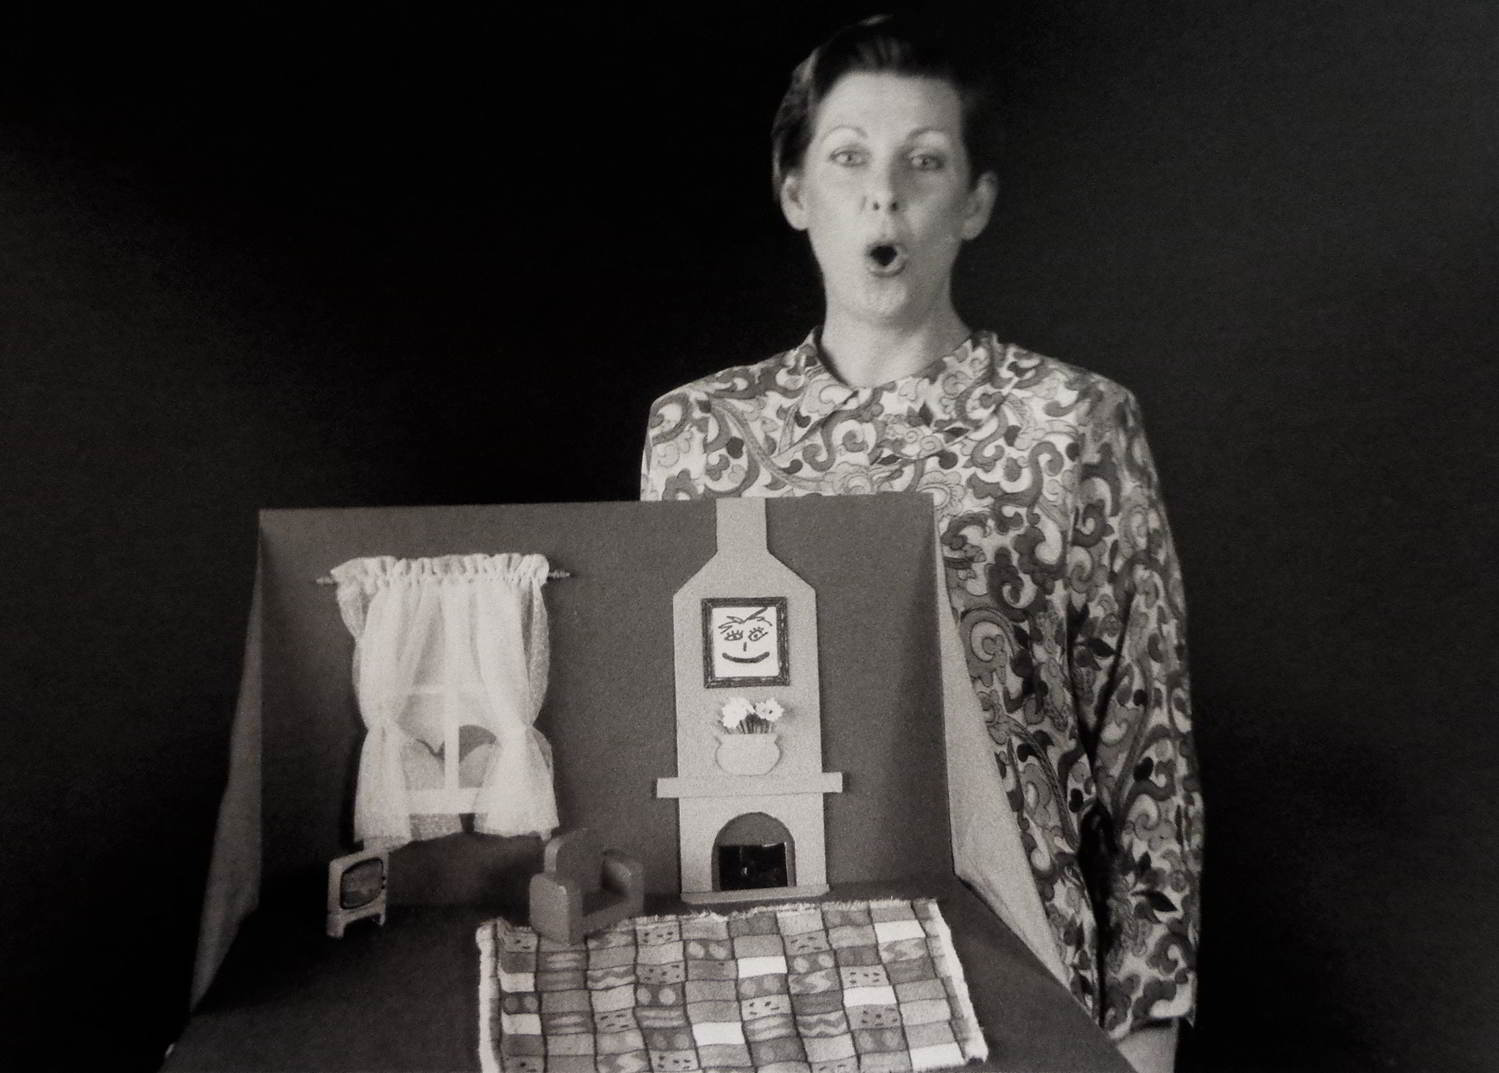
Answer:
[715,733,781,776]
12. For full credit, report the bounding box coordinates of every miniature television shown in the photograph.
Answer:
[326,848,389,938]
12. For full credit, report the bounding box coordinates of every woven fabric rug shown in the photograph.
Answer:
[477,897,988,1073]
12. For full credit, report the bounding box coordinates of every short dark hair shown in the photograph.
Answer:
[770,13,999,199]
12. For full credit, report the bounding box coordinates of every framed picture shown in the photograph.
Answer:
[702,596,790,687]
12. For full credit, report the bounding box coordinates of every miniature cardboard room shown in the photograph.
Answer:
[170,495,1133,1073]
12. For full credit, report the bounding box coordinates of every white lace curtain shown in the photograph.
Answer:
[330,553,559,849]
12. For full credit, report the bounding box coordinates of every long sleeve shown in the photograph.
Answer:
[1069,384,1203,1039]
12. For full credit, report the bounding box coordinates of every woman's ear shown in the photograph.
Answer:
[961,171,998,241]
[780,172,810,231]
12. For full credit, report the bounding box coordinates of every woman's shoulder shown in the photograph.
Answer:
[649,348,804,408]
[984,334,1141,424]
[990,335,1133,399]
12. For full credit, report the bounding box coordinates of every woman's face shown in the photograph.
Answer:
[781,72,995,329]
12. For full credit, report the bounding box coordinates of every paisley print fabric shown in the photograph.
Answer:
[640,331,1202,1040]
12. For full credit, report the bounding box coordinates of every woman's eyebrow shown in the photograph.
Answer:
[817,124,868,142]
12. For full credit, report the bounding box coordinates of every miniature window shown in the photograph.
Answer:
[331,553,559,849]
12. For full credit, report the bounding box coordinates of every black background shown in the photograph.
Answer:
[2,3,1496,1071]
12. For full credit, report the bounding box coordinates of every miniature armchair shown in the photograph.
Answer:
[528,828,645,945]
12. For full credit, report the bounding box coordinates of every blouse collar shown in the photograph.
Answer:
[779,328,1012,449]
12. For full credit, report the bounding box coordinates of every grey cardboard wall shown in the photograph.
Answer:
[257,495,949,904]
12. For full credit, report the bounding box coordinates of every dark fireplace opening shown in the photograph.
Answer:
[712,811,797,891]
[717,842,789,890]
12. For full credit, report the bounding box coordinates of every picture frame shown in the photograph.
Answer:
[701,596,790,688]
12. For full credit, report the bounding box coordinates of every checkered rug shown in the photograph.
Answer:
[477,897,988,1073]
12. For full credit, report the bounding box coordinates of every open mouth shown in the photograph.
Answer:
[865,241,908,276]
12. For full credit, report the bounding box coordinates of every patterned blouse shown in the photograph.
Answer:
[640,330,1203,1040]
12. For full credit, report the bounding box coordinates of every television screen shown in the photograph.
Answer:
[340,858,385,909]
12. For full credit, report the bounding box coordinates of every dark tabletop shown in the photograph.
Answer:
[167,877,1129,1073]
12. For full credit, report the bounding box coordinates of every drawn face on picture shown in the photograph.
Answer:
[717,607,775,664]
[707,600,786,683]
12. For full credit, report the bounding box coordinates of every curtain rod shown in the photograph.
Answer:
[315,568,573,585]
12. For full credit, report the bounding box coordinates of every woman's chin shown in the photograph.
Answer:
[835,276,931,324]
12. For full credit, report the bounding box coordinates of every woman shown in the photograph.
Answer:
[641,15,1201,1073]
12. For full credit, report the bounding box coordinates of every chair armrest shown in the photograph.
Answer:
[600,850,645,909]
[529,872,584,944]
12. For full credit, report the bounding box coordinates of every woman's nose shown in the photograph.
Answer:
[863,163,901,213]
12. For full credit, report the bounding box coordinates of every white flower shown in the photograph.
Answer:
[752,699,786,723]
[719,697,754,730]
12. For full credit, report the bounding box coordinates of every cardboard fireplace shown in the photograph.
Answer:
[657,498,844,902]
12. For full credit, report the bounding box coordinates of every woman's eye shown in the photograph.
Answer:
[910,152,945,171]
[830,147,866,166]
